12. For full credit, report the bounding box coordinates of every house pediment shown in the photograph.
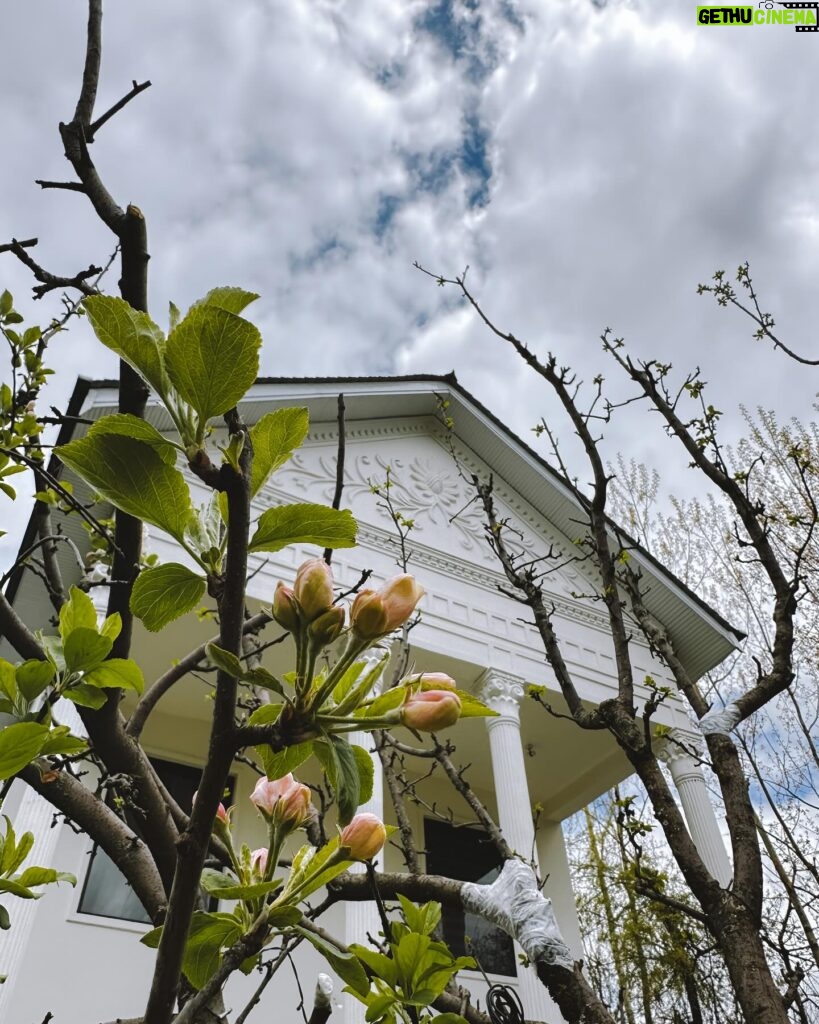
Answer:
[264,417,586,605]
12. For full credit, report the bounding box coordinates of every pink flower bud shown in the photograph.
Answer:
[340,812,387,861]
[193,790,229,824]
[408,672,457,692]
[250,847,268,876]
[272,582,299,633]
[401,690,461,732]
[294,558,335,622]
[250,773,312,828]
[350,575,425,640]
[308,605,346,648]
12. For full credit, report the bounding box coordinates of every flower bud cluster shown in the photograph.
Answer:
[350,575,425,640]
[273,558,338,633]
[250,773,312,829]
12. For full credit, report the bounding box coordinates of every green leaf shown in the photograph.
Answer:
[39,635,65,673]
[356,687,407,720]
[364,994,397,1023]
[259,741,313,781]
[0,904,9,930]
[284,836,352,901]
[327,737,359,826]
[453,689,498,719]
[250,408,309,497]
[193,287,260,317]
[333,653,389,716]
[15,660,54,702]
[0,661,16,702]
[397,896,441,938]
[205,644,245,679]
[294,925,370,997]
[349,945,398,988]
[83,296,169,397]
[266,904,303,927]
[99,613,122,643]
[87,414,178,466]
[244,667,285,697]
[165,304,261,422]
[15,866,76,888]
[200,868,283,902]
[39,727,87,757]
[63,684,107,709]
[351,745,374,806]
[182,911,244,989]
[58,433,193,542]
[2,822,33,876]
[394,932,430,991]
[63,628,112,675]
[0,878,39,899]
[247,704,283,727]
[249,504,356,554]
[84,659,144,693]
[131,563,206,632]
[58,586,97,640]
[0,723,49,779]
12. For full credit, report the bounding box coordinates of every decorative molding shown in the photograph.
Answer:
[658,729,704,778]
[478,669,528,719]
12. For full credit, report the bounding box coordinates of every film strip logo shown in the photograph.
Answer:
[776,1,819,31]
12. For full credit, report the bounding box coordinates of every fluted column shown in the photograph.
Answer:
[343,716,384,1024]
[660,730,732,887]
[479,670,554,1022]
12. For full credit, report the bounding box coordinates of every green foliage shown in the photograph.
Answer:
[349,897,473,1024]
[250,408,309,497]
[164,303,261,426]
[130,563,206,632]
[248,503,357,553]
[83,295,170,398]
[0,293,51,510]
[58,428,194,542]
[0,817,75,926]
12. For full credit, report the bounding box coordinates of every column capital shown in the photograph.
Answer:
[477,669,527,720]
[657,729,703,780]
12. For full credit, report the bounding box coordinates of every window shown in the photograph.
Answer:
[424,819,516,977]
[77,758,230,924]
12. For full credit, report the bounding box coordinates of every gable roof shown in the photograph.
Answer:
[6,373,743,681]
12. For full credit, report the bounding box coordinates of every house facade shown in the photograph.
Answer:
[0,376,739,1024]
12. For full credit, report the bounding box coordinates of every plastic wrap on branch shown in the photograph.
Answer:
[315,973,334,1009]
[700,702,742,737]
[461,859,573,970]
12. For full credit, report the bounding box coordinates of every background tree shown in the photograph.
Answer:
[414,259,818,1023]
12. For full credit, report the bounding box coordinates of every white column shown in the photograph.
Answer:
[479,670,555,1023]
[660,730,732,887]
[343,725,384,1024]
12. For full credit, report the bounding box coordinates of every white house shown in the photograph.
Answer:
[0,375,740,1024]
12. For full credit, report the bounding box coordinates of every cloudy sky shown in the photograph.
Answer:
[1,0,818,565]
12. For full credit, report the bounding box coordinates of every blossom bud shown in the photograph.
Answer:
[250,773,312,828]
[401,690,461,732]
[250,847,268,877]
[294,558,335,622]
[340,812,387,861]
[350,575,425,640]
[272,582,299,633]
[193,790,229,826]
[308,605,346,648]
[408,672,457,692]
